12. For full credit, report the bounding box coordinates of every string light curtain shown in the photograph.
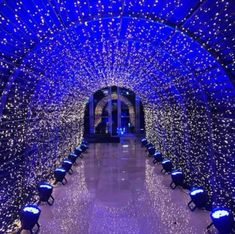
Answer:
[0,0,234,232]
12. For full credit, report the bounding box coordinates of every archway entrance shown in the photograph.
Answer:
[84,86,145,139]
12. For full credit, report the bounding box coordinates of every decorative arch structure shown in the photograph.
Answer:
[0,0,234,231]
[94,93,135,128]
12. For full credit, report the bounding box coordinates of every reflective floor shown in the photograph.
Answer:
[37,138,214,234]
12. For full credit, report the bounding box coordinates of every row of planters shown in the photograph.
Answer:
[18,140,89,234]
[141,138,234,234]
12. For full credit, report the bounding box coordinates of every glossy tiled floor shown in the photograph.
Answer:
[37,138,213,234]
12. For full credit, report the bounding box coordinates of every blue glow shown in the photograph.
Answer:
[23,206,40,214]
[172,171,183,176]
[190,189,204,196]
[55,168,66,173]
[162,159,170,164]
[212,210,230,219]
[39,184,52,189]
[122,145,129,148]
[117,127,126,135]
[63,160,72,164]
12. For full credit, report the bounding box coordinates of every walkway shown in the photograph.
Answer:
[39,138,211,234]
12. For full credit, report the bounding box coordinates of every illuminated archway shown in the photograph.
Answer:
[94,93,135,128]
[0,1,234,232]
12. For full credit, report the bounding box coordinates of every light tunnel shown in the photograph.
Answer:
[0,0,234,232]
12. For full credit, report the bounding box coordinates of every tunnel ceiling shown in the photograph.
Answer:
[0,0,234,103]
[0,0,235,232]
[0,0,234,73]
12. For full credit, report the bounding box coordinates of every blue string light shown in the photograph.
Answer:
[0,0,234,232]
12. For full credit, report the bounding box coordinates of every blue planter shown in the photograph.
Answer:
[68,153,78,164]
[19,205,41,233]
[153,151,163,164]
[207,208,234,233]
[38,182,54,205]
[161,159,173,173]
[188,187,208,211]
[170,170,184,189]
[54,167,67,185]
[62,159,73,174]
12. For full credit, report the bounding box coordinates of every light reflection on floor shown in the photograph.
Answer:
[35,138,215,234]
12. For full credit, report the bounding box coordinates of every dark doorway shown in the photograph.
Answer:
[84,86,145,139]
